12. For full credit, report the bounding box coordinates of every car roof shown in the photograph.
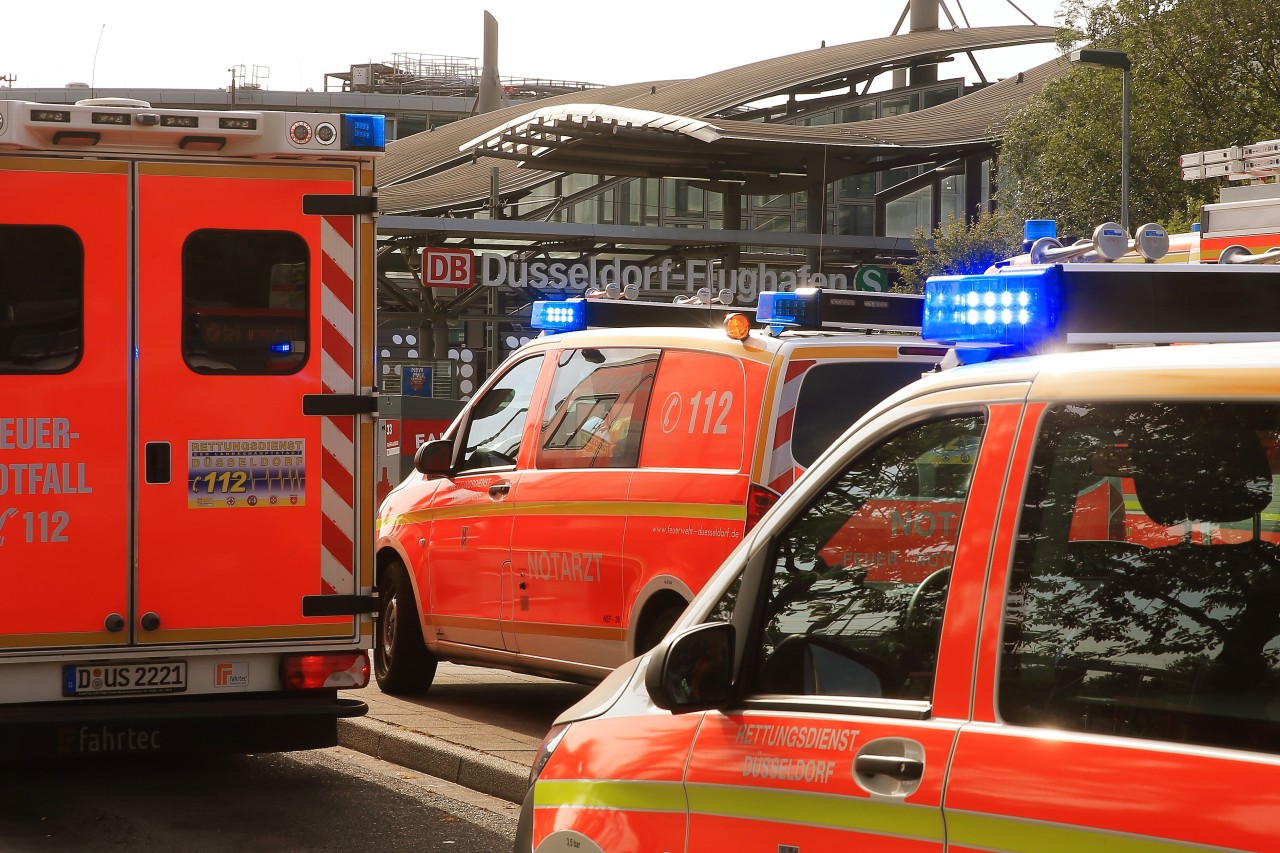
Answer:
[891,340,1280,404]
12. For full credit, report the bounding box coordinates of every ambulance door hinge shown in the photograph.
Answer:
[302,593,379,617]
[303,393,378,416]
[303,194,378,216]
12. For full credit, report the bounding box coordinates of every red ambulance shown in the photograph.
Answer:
[0,98,383,756]
[373,293,946,693]
[516,253,1280,852]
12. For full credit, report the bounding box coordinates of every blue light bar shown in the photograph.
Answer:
[757,290,821,327]
[530,299,588,333]
[341,114,386,151]
[268,342,293,354]
[1023,219,1057,242]
[923,265,1061,347]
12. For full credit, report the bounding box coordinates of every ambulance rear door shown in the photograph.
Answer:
[0,156,131,651]
[134,160,363,645]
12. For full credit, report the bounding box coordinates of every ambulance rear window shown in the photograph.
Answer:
[791,361,930,466]
[181,229,309,375]
[0,225,83,374]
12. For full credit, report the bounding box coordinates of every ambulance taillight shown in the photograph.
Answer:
[281,652,370,690]
[745,483,781,532]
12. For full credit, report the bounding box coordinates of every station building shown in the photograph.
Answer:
[3,4,1067,400]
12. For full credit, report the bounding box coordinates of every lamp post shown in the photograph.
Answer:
[1070,48,1131,233]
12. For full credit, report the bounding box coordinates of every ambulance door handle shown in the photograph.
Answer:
[855,753,924,782]
[489,481,511,499]
[144,442,171,484]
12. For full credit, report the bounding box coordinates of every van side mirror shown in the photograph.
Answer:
[644,621,734,712]
[414,438,453,477]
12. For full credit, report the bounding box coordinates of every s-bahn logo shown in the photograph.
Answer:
[422,247,475,288]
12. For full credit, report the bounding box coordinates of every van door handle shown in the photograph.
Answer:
[488,481,511,499]
[854,754,923,781]
[144,442,171,484]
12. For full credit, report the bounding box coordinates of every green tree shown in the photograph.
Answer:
[894,209,1023,293]
[999,0,1280,237]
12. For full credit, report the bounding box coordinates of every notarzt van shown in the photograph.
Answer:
[373,293,946,692]
[514,249,1280,852]
[0,99,383,757]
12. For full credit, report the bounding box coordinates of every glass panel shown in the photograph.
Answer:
[395,114,427,139]
[879,94,917,117]
[182,230,309,375]
[0,225,83,373]
[752,213,792,233]
[922,87,960,109]
[885,186,932,238]
[1000,402,1280,754]
[664,180,704,217]
[941,175,964,225]
[837,204,874,236]
[536,348,658,470]
[750,192,792,210]
[839,172,876,199]
[750,415,985,699]
[456,355,544,472]
[842,103,878,123]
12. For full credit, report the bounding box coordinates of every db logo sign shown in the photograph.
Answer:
[422,247,474,288]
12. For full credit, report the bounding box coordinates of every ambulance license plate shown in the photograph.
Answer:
[62,661,187,697]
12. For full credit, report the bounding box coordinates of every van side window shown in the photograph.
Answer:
[456,355,545,473]
[0,225,83,374]
[536,348,658,470]
[1000,402,1280,755]
[748,415,984,700]
[181,229,309,375]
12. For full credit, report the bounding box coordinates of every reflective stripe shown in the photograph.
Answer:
[534,779,687,813]
[688,784,942,841]
[947,811,1239,852]
[535,780,942,842]
[379,500,747,532]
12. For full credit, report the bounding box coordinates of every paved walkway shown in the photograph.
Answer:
[338,663,594,804]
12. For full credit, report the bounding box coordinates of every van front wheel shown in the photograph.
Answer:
[375,559,437,695]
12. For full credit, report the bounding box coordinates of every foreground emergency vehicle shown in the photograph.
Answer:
[0,99,383,756]
[373,293,945,692]
[514,231,1280,852]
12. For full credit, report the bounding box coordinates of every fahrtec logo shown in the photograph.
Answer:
[422,247,474,288]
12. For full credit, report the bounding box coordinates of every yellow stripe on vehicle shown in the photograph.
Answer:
[534,779,688,813]
[380,500,746,532]
[687,784,943,841]
[947,810,1241,853]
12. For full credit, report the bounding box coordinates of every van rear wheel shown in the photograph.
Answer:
[375,559,437,695]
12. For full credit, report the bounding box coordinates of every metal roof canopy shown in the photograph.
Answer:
[457,103,1000,194]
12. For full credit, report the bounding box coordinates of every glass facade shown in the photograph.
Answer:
[516,81,991,240]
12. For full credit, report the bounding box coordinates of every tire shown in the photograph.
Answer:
[374,559,438,695]
[635,599,687,656]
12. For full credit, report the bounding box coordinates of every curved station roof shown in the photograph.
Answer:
[378,25,1066,214]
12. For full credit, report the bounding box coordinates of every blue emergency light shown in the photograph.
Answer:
[530,299,588,333]
[269,342,293,354]
[341,114,386,151]
[757,290,820,328]
[923,265,1060,348]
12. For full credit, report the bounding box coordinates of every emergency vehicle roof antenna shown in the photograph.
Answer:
[90,23,106,99]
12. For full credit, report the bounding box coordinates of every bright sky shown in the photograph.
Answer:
[1,0,1067,93]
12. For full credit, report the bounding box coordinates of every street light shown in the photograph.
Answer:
[1070,48,1131,233]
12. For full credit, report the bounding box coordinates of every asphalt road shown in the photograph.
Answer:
[0,746,518,852]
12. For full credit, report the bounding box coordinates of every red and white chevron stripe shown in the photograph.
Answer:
[767,359,814,494]
[319,214,356,595]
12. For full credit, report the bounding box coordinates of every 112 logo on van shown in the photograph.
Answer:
[422,248,474,288]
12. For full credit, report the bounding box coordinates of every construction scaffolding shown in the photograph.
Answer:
[325,53,600,99]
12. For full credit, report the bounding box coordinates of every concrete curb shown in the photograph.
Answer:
[338,716,530,804]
